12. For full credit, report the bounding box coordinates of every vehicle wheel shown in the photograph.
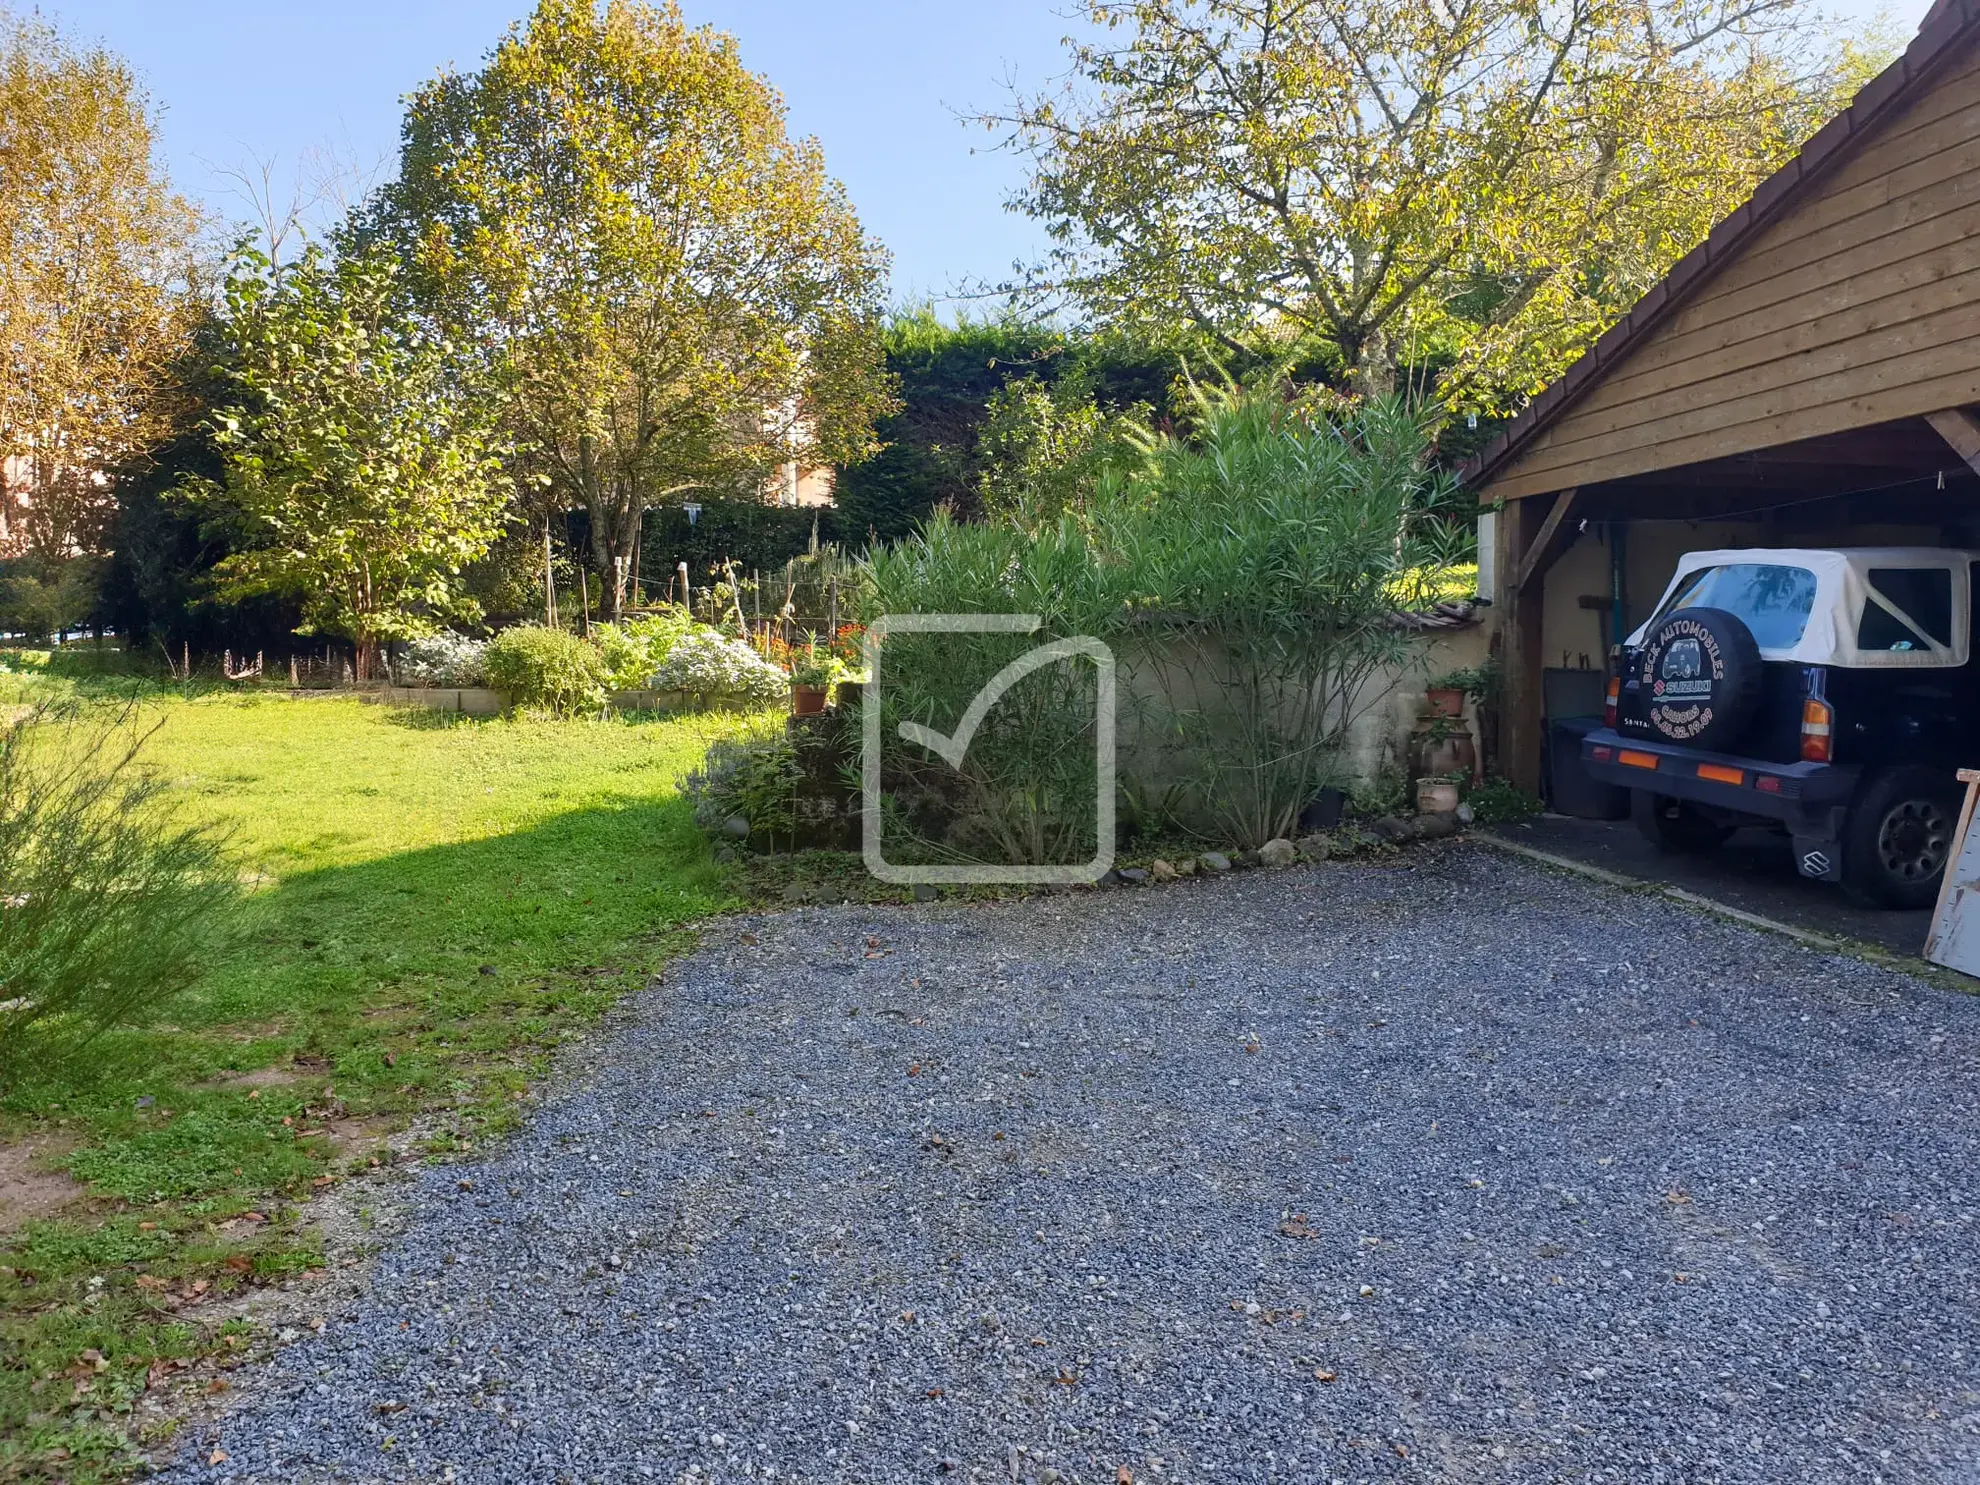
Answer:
[1842,767,1961,909]
[1631,790,1732,853]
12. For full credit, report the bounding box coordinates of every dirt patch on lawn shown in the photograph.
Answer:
[211,1066,312,1091]
[0,1135,87,1234]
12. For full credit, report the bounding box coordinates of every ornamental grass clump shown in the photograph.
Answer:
[0,704,238,1086]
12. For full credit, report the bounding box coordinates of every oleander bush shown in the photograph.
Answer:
[864,385,1469,857]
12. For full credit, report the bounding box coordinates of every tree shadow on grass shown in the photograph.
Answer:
[191,793,730,1026]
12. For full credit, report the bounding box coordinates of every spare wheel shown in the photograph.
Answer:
[1634,606,1764,752]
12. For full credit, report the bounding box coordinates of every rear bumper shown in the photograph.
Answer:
[1579,728,1858,826]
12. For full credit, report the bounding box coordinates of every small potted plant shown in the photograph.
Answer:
[1424,684,1465,718]
[1415,771,1464,815]
[1427,662,1499,717]
[788,643,843,716]
[1424,669,1470,718]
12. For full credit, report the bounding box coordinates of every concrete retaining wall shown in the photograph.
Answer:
[370,686,507,715]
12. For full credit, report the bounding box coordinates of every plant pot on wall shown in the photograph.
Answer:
[791,684,830,716]
[1425,687,1465,718]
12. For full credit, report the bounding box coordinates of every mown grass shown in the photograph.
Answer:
[0,684,769,1479]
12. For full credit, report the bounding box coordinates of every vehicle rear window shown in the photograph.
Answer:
[1859,567,1953,650]
[1658,563,1818,648]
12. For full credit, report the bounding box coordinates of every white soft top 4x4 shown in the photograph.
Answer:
[1630,547,1979,669]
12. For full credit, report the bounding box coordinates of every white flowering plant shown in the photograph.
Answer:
[651,627,789,704]
[394,632,489,687]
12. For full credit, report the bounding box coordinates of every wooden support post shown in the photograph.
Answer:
[1925,407,1980,478]
[543,520,558,628]
[1500,494,1555,794]
[630,507,643,611]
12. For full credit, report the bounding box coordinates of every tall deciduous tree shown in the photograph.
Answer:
[992,0,1885,409]
[370,0,895,620]
[0,10,202,556]
[194,245,510,677]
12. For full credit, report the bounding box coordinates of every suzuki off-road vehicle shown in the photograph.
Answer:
[1580,548,1977,908]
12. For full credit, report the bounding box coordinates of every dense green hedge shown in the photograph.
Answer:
[831,310,1181,546]
[638,499,838,588]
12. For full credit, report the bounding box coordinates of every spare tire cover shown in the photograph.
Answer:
[1634,606,1763,750]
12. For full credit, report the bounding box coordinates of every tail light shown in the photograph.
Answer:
[1800,697,1834,763]
[1603,676,1619,729]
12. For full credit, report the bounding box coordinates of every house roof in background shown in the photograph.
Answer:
[1462,0,1980,495]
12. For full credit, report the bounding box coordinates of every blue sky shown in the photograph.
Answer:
[49,0,1927,310]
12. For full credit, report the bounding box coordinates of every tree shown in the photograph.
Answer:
[976,363,1152,526]
[369,0,895,621]
[192,244,510,677]
[100,318,304,655]
[991,0,1885,410]
[0,11,203,556]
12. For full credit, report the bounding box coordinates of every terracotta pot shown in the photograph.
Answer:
[1416,778,1461,815]
[1411,728,1477,783]
[1425,687,1465,718]
[791,684,829,716]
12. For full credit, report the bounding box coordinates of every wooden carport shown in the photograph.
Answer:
[1465,0,1980,792]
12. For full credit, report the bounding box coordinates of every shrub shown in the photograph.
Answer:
[594,606,696,691]
[0,704,238,1085]
[395,632,489,687]
[651,628,789,704]
[0,553,105,640]
[864,385,1469,855]
[484,625,609,716]
[681,734,803,845]
[1466,775,1543,823]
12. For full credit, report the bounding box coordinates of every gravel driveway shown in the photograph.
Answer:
[171,847,1980,1484]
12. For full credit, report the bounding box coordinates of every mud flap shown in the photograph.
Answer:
[1792,809,1846,882]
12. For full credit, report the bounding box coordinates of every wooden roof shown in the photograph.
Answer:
[1466,0,1980,500]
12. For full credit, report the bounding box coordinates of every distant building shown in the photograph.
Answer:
[769,459,835,508]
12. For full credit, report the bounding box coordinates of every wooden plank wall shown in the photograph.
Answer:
[1492,36,1980,500]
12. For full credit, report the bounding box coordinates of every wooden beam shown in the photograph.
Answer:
[1513,487,1580,591]
[1500,497,1549,795]
[1924,407,1980,478]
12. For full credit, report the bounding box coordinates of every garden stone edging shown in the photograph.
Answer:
[371,686,710,715]
[1104,810,1470,888]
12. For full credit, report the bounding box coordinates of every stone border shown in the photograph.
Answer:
[368,686,706,715]
[370,686,507,716]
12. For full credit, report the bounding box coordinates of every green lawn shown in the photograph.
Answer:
[0,686,767,1478]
